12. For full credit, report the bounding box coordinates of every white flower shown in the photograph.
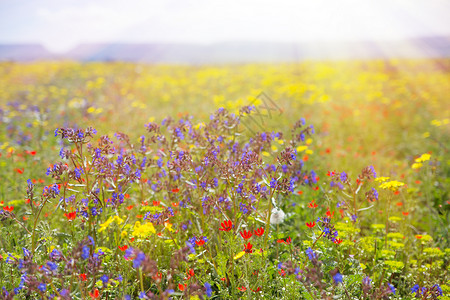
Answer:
[270,208,285,225]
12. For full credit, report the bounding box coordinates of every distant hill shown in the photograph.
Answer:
[1,36,450,63]
[0,44,56,61]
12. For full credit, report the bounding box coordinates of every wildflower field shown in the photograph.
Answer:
[0,59,449,299]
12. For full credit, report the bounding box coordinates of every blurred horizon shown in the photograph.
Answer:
[1,0,450,62]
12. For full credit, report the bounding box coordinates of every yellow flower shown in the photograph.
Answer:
[233,251,245,260]
[374,176,390,183]
[132,221,156,238]
[414,153,431,163]
[379,180,405,191]
[98,215,125,233]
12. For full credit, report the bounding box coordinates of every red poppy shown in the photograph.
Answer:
[219,220,233,231]
[243,242,253,253]
[152,201,160,206]
[64,211,76,221]
[302,155,309,161]
[172,202,179,207]
[178,283,186,291]
[254,227,264,236]
[326,210,334,218]
[415,235,422,239]
[402,212,409,216]
[15,168,24,174]
[297,190,303,195]
[141,201,149,206]
[124,193,130,198]
[126,205,134,210]
[89,289,100,299]
[79,273,87,281]
[396,202,403,207]
[240,230,253,239]
[118,245,128,251]
[306,221,316,228]
[172,188,180,193]
[313,186,319,191]
[136,215,143,219]
[3,206,14,212]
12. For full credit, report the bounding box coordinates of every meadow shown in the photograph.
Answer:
[0,59,449,299]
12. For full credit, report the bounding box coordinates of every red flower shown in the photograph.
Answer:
[89,289,100,299]
[279,269,286,277]
[15,168,24,174]
[252,287,261,293]
[219,220,233,231]
[64,211,76,221]
[172,202,179,207]
[297,190,303,195]
[152,201,160,206]
[79,273,87,281]
[334,238,343,244]
[172,188,180,193]
[3,206,14,212]
[308,200,318,209]
[118,245,128,251]
[240,230,253,239]
[277,237,292,245]
[152,272,162,283]
[238,286,247,291]
[402,212,409,216]
[326,210,334,218]
[195,239,205,246]
[254,227,264,236]
[126,205,134,210]
[184,268,195,280]
[306,221,316,228]
[243,242,253,253]
[178,283,187,291]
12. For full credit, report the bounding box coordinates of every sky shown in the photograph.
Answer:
[0,0,449,53]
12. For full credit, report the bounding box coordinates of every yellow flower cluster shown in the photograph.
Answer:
[411,153,431,169]
[132,221,156,238]
[379,180,405,191]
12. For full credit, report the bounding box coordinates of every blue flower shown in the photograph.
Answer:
[37,283,46,293]
[305,247,316,260]
[411,284,420,293]
[204,282,212,297]
[333,273,343,284]
[81,246,90,260]
[387,283,396,295]
[100,275,109,285]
